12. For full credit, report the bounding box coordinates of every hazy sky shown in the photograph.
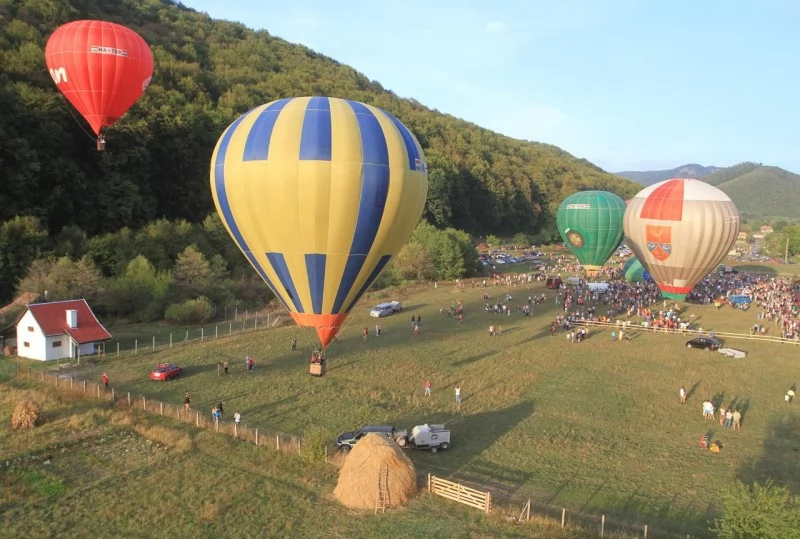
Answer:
[184,0,800,173]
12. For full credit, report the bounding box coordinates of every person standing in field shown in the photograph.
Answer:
[291,338,297,351]
[184,392,191,411]
[454,384,461,405]
[679,385,686,404]
[732,409,742,430]
[362,327,368,342]
[223,360,229,375]
[424,380,431,397]
[234,411,241,427]
[101,372,109,388]
[248,356,254,372]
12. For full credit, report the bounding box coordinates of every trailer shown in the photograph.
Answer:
[406,424,450,453]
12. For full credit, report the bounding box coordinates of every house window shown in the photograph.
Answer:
[23,342,30,348]
[52,341,62,348]
[28,326,34,332]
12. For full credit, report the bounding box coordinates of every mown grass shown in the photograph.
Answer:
[3,275,800,537]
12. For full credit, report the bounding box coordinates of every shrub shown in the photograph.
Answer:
[712,480,800,538]
[164,296,213,324]
[299,427,328,464]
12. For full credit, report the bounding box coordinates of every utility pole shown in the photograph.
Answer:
[785,237,790,264]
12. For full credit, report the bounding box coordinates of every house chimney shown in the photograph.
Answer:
[66,309,78,329]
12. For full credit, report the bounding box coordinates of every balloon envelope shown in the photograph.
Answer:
[623,178,740,300]
[556,191,626,276]
[623,257,646,282]
[45,20,153,135]
[210,97,428,348]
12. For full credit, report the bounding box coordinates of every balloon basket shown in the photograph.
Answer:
[96,138,106,151]
[309,362,326,377]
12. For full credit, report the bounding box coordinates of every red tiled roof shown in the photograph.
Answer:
[26,299,112,344]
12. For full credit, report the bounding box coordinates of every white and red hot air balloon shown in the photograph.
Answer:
[623,178,740,300]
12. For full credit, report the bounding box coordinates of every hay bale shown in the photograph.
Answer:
[11,399,44,429]
[334,432,417,510]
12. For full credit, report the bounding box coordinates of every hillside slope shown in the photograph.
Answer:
[0,0,639,237]
[615,163,722,185]
[713,166,800,219]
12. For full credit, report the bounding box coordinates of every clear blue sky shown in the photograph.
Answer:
[184,0,800,173]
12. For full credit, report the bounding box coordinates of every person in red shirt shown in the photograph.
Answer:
[101,372,109,388]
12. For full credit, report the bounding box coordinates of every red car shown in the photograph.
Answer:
[149,363,183,381]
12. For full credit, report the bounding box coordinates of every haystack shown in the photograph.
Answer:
[11,399,43,429]
[334,432,417,509]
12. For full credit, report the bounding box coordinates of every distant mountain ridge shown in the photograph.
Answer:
[614,164,723,185]
[617,161,800,219]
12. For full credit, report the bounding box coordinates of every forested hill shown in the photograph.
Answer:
[0,0,639,238]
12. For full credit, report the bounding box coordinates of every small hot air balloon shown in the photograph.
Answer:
[556,191,626,276]
[210,96,428,350]
[623,178,740,300]
[45,20,153,150]
[622,257,650,282]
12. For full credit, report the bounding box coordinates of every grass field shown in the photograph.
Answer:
[2,270,799,537]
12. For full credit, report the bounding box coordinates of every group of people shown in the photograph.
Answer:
[699,396,742,430]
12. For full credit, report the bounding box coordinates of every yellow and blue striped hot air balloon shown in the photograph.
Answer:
[210,96,428,349]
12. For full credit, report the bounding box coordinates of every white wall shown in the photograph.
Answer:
[16,310,47,361]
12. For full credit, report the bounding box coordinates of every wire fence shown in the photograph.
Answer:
[10,364,707,538]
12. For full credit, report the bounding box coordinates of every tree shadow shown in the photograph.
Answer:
[737,411,800,494]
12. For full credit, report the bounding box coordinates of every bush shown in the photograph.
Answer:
[299,427,329,464]
[712,480,800,538]
[164,297,213,324]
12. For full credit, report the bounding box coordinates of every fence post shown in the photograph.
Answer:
[83,380,87,393]
[111,388,115,402]
[427,473,431,492]
[561,508,565,529]
[127,392,131,406]
[485,492,491,514]
[215,419,219,432]
[97,385,101,397]
[267,312,270,327]
[152,336,155,351]
[42,370,45,381]
[242,320,246,332]
[170,333,173,348]
[644,524,648,538]
[135,339,138,355]
[255,317,258,331]
[255,428,258,446]
[245,309,248,321]
[201,328,204,342]
[234,423,237,438]
[116,342,120,356]
[324,446,328,463]
[142,395,146,410]
[160,401,163,415]
[55,375,58,388]
[196,412,199,427]
[276,435,280,451]
[235,307,238,320]
[601,514,605,537]
[216,326,218,339]
[70,377,73,390]
[526,499,530,521]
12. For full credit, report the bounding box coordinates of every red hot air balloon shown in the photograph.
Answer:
[45,20,153,150]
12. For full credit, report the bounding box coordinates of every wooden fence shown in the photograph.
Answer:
[574,318,799,346]
[15,366,305,455]
[428,473,491,514]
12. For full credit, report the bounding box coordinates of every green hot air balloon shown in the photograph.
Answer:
[556,191,626,276]
[623,257,645,282]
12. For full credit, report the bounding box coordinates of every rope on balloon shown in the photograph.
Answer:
[323,313,357,352]
[56,92,99,143]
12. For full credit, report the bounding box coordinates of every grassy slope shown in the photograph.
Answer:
[3,268,800,537]
[715,166,800,219]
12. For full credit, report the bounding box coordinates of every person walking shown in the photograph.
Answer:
[362,327,368,342]
[223,360,229,375]
[679,385,686,404]
[424,380,431,397]
[101,372,109,388]
[454,384,461,405]
[184,392,191,411]
[291,338,297,352]
[217,400,224,420]
[375,324,381,337]
[234,411,241,427]
[248,356,254,372]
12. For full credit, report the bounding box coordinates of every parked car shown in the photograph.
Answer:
[685,337,721,351]
[369,301,402,318]
[150,363,183,381]
[405,424,450,453]
[335,425,408,451]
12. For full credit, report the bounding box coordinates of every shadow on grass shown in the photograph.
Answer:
[399,401,536,500]
[737,410,800,495]
[451,350,496,367]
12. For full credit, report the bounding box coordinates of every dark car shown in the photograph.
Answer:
[686,337,721,351]
[335,425,408,451]
[150,363,183,381]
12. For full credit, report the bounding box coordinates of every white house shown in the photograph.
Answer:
[15,299,112,361]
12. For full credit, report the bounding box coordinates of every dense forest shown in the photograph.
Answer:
[0,0,638,237]
[0,0,643,312]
